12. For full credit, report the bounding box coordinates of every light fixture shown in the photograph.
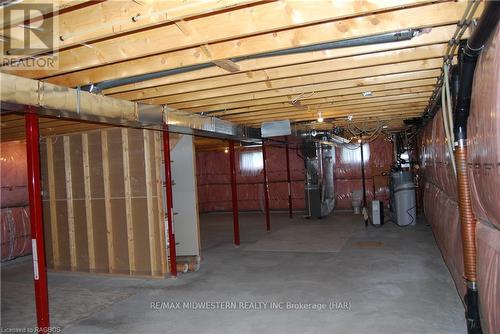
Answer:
[318,111,324,123]
[311,129,317,137]
[347,115,353,121]
[357,139,362,143]
[362,91,373,97]
[382,125,388,129]
[224,147,229,154]
[317,112,324,123]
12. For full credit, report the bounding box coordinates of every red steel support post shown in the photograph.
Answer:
[228,141,240,246]
[25,110,50,330]
[285,140,293,219]
[262,141,271,231]
[162,125,177,277]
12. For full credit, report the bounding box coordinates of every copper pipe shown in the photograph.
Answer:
[455,143,477,282]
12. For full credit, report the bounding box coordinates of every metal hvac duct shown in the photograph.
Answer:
[0,72,261,141]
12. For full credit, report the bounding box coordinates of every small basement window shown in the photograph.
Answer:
[340,144,370,164]
[240,150,263,175]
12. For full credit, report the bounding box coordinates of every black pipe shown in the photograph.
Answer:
[454,1,500,141]
[453,2,499,334]
[450,64,460,108]
[359,138,368,227]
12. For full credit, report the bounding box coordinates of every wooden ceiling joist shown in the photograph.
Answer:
[17,1,478,89]
[104,24,460,96]
[140,58,443,105]
[2,0,259,54]
[170,77,438,111]
[226,99,429,123]
[4,0,432,79]
[215,90,434,118]
[244,109,425,127]
[245,110,425,127]
[169,68,440,114]
[234,103,429,124]
[0,0,89,29]
[1,1,480,131]
[114,43,448,102]
[184,81,436,114]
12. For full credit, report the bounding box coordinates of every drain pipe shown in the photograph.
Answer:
[453,2,499,333]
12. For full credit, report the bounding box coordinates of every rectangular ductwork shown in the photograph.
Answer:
[0,72,261,141]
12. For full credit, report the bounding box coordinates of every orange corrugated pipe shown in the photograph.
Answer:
[455,144,477,282]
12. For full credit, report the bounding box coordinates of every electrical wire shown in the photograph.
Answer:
[424,0,481,116]
[441,63,457,176]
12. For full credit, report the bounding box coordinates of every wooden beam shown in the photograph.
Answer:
[234,102,428,123]
[222,97,431,122]
[115,43,448,101]
[7,0,433,79]
[34,2,478,88]
[81,133,95,272]
[46,137,60,269]
[212,89,434,117]
[0,0,87,29]
[172,69,439,110]
[143,130,159,276]
[143,60,443,105]
[153,131,167,275]
[121,129,136,274]
[2,0,259,54]
[104,24,460,96]
[63,136,77,271]
[173,78,438,112]
[246,110,424,126]
[100,131,115,273]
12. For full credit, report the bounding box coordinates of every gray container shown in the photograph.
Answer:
[394,182,416,226]
[391,171,412,187]
[390,171,413,212]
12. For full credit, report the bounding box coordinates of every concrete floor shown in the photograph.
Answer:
[1,212,466,334]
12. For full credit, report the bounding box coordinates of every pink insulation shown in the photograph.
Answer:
[420,109,457,200]
[1,206,31,261]
[476,221,500,334]
[468,24,500,230]
[196,142,305,213]
[196,137,393,212]
[423,183,465,299]
[421,26,500,327]
[1,140,28,208]
[334,137,393,209]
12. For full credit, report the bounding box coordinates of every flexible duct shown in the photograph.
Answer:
[453,2,500,333]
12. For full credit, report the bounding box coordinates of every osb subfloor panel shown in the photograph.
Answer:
[1,212,465,334]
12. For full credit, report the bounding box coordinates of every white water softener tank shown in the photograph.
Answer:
[394,182,416,226]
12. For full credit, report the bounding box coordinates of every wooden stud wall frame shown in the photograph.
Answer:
[39,128,168,277]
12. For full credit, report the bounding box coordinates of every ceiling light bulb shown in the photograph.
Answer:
[362,91,373,97]
[224,147,229,154]
[382,125,388,129]
[317,112,324,123]
[347,115,353,121]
